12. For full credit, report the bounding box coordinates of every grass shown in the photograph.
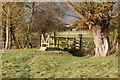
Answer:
[57,30,95,48]
[2,30,118,78]
[2,49,118,78]
[31,30,95,49]
[56,30,93,37]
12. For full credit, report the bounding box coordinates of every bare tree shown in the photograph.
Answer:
[31,2,65,47]
[2,2,28,49]
[65,2,117,56]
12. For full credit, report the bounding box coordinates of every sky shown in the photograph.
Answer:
[55,2,78,23]
[24,2,78,24]
[24,2,119,24]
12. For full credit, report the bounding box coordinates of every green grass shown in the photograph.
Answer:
[56,30,95,48]
[31,30,95,49]
[56,30,93,37]
[2,49,118,78]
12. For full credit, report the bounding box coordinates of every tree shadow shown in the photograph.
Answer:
[68,49,85,57]
[68,47,95,57]
[46,47,95,57]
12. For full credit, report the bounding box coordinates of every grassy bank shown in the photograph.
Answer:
[2,49,118,78]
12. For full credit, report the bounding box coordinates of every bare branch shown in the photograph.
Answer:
[64,1,87,22]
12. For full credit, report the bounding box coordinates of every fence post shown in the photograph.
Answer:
[59,36,62,48]
[73,37,76,49]
[48,34,50,47]
[41,34,43,47]
[53,32,56,47]
[68,38,71,49]
[66,36,68,48]
[57,38,59,48]
[79,34,82,51]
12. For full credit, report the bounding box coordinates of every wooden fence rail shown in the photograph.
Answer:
[40,32,82,51]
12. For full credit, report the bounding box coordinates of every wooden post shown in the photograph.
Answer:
[53,32,56,47]
[68,38,71,49]
[57,38,59,48]
[66,36,68,48]
[73,37,76,49]
[52,34,54,47]
[41,34,44,47]
[59,36,62,48]
[79,34,82,51]
[48,34,50,47]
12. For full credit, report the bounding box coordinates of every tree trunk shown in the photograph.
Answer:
[5,7,10,49]
[39,34,41,47]
[17,37,22,49]
[92,25,109,57]
[5,25,9,49]
[9,32,12,49]
[10,27,19,49]
[25,3,34,48]
[118,14,120,56]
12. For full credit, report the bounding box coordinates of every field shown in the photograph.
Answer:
[2,49,118,78]
[56,30,95,48]
[32,30,95,49]
[2,30,118,78]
